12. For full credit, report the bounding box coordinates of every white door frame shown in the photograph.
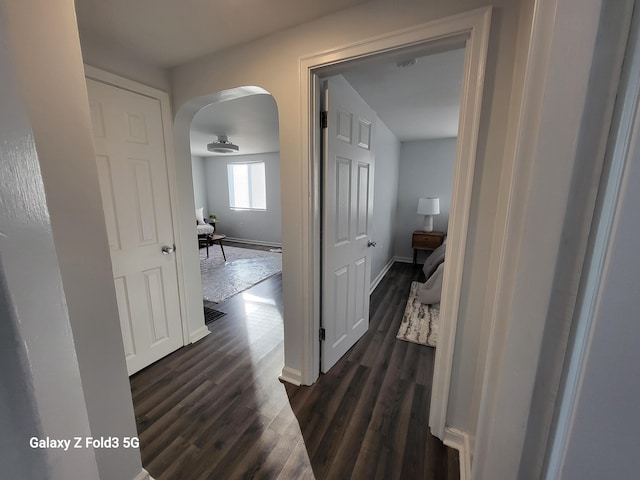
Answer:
[298,7,492,438]
[84,65,191,347]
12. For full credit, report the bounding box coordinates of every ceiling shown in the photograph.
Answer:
[191,48,465,157]
[190,94,280,158]
[343,48,466,141]
[74,1,465,156]
[74,0,370,68]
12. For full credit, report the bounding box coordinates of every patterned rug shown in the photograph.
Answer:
[396,281,439,347]
[200,245,282,303]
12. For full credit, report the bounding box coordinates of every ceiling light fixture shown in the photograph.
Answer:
[207,135,239,154]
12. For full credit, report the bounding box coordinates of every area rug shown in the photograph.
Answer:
[396,281,440,347]
[200,245,282,303]
[203,306,226,324]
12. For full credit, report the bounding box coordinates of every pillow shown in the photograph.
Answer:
[196,207,205,225]
[422,241,446,279]
[418,262,444,305]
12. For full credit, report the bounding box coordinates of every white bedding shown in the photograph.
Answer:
[197,224,215,235]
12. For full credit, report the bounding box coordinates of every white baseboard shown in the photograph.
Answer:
[444,427,472,480]
[189,325,211,344]
[370,258,395,293]
[394,256,414,264]
[133,468,154,480]
[224,237,282,248]
[279,366,302,386]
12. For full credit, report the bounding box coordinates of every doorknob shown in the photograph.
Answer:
[367,240,377,247]
[161,244,176,255]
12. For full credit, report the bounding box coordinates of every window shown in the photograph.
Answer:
[227,162,267,210]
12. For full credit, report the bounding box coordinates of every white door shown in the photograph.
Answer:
[87,79,184,375]
[321,76,376,373]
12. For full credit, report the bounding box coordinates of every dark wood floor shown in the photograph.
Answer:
[130,262,459,479]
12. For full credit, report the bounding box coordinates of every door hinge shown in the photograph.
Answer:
[319,327,326,341]
[320,111,328,129]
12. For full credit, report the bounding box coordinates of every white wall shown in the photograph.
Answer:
[394,138,457,262]
[203,152,282,245]
[1,1,146,478]
[171,0,528,396]
[371,118,401,283]
[191,155,207,215]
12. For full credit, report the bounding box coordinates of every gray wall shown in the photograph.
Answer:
[394,138,457,262]
[0,12,71,475]
[553,36,640,476]
[370,118,400,284]
[204,152,282,245]
[191,155,207,216]
[0,269,47,479]
[1,0,146,478]
[557,127,640,478]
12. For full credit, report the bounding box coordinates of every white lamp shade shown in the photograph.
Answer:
[417,197,440,215]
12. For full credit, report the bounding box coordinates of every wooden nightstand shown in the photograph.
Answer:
[412,231,445,265]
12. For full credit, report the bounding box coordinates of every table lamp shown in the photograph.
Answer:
[417,197,440,232]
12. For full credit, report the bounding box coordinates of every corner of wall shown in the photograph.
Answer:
[444,427,472,480]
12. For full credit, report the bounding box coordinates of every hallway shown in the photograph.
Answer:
[130,263,458,479]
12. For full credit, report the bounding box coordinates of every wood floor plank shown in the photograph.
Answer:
[309,364,371,478]
[401,383,432,480]
[145,435,199,477]
[276,439,315,480]
[253,413,306,479]
[292,362,360,460]
[203,412,272,480]
[130,261,459,480]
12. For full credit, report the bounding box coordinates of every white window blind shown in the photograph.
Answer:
[227,162,266,210]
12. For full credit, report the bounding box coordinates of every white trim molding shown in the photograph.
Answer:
[189,325,211,344]
[393,256,414,264]
[427,8,491,441]
[133,468,153,480]
[298,10,493,431]
[369,258,395,294]
[224,237,282,248]
[279,366,303,386]
[133,468,154,480]
[444,427,472,480]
